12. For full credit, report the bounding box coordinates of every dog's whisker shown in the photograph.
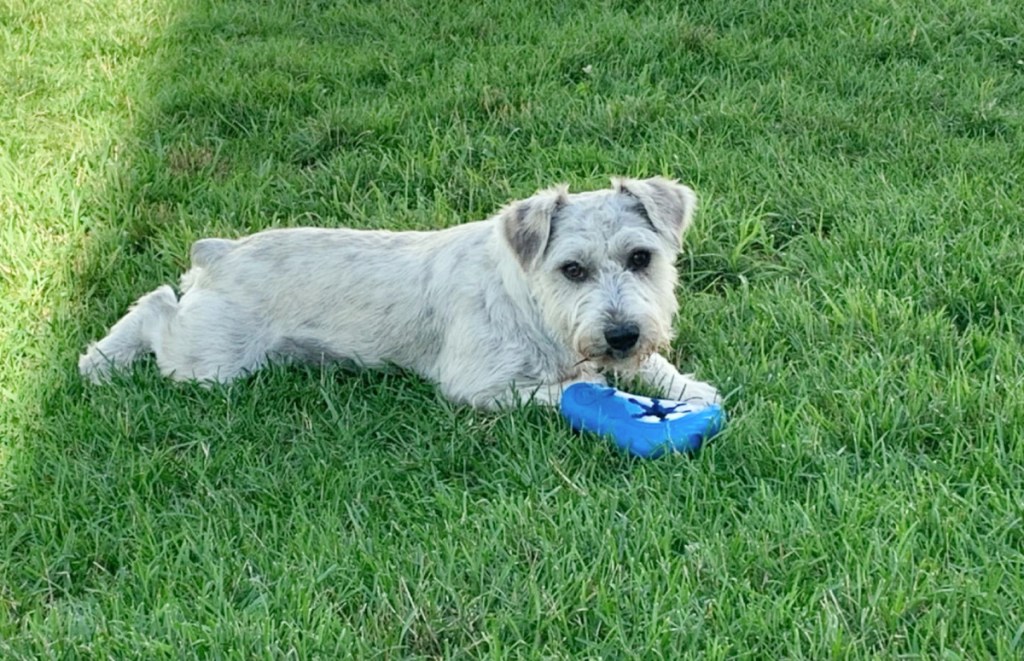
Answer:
[573,356,595,368]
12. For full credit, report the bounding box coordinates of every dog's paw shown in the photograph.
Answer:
[667,374,722,407]
[78,346,114,384]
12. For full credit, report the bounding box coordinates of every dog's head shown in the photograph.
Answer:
[500,176,696,371]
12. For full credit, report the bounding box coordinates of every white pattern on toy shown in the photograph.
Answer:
[619,392,705,423]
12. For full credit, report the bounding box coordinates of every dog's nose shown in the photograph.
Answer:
[604,322,640,352]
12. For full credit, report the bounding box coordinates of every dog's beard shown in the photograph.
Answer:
[574,337,659,372]
[554,298,673,373]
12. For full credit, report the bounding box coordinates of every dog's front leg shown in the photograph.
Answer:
[515,376,609,407]
[636,353,721,405]
[471,376,607,410]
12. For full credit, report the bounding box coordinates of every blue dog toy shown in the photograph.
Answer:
[560,382,725,458]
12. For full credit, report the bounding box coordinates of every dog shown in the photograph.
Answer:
[79,176,721,409]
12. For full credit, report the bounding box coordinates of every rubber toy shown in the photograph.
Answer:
[560,382,725,458]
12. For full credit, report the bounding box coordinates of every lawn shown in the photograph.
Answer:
[2,0,1023,657]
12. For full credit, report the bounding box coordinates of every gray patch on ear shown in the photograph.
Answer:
[618,186,654,229]
[612,176,696,248]
[501,185,567,269]
[505,202,543,267]
[515,202,531,223]
[542,200,566,258]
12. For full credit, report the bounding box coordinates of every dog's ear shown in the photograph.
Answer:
[612,176,696,248]
[500,184,568,270]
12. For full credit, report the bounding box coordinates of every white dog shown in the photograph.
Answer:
[79,176,721,409]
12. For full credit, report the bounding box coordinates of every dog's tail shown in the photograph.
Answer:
[179,238,236,293]
[190,238,235,267]
[78,285,179,383]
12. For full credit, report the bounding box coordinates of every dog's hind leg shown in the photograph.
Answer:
[152,288,271,383]
[81,277,272,384]
[79,285,179,383]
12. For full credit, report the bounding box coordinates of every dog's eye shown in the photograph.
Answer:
[627,250,651,271]
[560,261,588,282]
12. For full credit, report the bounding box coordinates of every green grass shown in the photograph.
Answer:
[2,0,1023,657]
